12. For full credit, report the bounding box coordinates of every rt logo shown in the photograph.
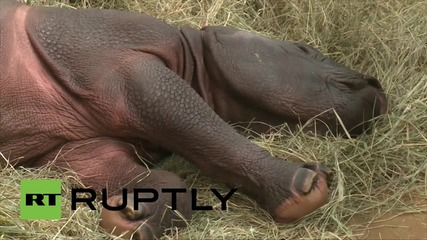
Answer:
[20,180,62,220]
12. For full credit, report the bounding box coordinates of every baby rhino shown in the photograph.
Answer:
[0,0,387,239]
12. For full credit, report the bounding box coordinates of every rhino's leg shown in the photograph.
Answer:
[92,54,332,224]
[36,137,191,239]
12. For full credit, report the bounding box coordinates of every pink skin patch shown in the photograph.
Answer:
[273,171,329,223]
[8,5,58,99]
[100,195,151,239]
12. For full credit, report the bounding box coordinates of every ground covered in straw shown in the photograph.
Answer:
[1,0,426,239]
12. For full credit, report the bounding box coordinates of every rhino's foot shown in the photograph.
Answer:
[272,164,332,223]
[99,171,192,240]
[100,196,152,239]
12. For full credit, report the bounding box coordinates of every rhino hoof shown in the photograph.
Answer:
[99,195,156,240]
[273,164,331,223]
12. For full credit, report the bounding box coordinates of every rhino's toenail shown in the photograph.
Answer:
[295,169,318,194]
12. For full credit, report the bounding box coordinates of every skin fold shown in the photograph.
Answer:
[0,0,387,239]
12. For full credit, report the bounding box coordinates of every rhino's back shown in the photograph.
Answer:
[24,5,187,83]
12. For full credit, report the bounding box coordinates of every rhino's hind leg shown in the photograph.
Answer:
[36,137,191,240]
[100,168,191,239]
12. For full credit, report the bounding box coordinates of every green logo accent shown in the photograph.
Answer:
[20,179,62,220]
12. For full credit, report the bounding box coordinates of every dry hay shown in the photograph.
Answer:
[1,0,426,239]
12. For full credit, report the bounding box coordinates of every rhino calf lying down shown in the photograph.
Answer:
[0,0,387,239]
